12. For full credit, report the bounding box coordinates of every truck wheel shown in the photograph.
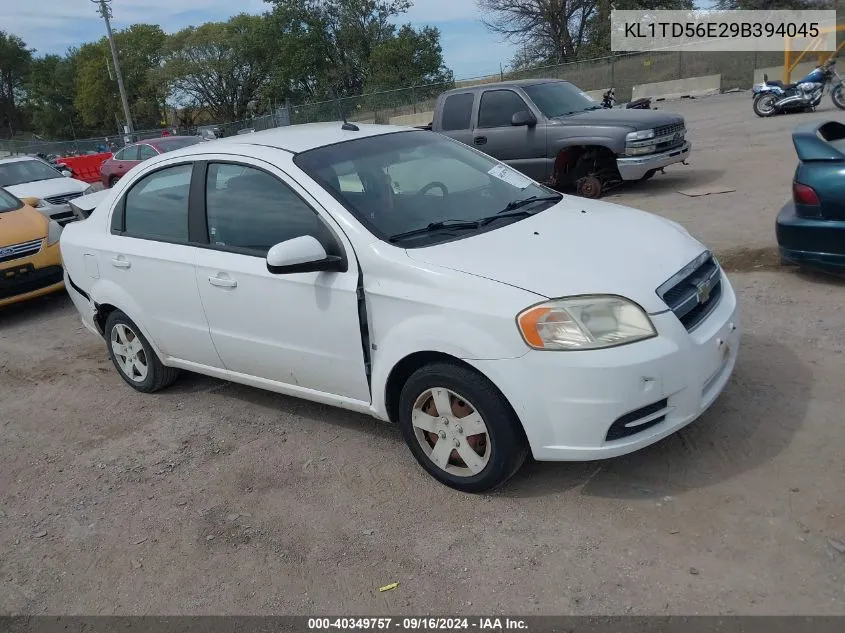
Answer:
[576,176,602,199]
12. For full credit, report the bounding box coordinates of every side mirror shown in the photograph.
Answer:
[511,110,537,127]
[266,235,346,275]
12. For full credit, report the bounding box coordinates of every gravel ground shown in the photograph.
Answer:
[1,93,844,615]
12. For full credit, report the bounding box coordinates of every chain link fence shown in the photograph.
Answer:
[0,49,812,157]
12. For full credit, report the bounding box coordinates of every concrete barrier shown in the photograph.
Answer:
[585,88,609,102]
[753,62,816,85]
[389,112,434,127]
[632,74,721,101]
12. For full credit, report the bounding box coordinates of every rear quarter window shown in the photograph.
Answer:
[441,93,474,131]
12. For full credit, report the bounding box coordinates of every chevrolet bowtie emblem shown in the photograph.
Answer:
[696,278,713,304]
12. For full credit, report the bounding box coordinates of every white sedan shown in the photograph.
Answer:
[0,156,92,225]
[60,122,740,492]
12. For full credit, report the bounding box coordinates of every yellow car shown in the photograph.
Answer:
[0,186,65,308]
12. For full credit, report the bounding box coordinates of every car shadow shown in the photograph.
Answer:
[608,168,728,198]
[162,372,398,442]
[501,333,810,499]
[792,266,845,285]
[0,291,72,329]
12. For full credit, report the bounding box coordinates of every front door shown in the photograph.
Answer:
[473,89,548,182]
[192,159,371,402]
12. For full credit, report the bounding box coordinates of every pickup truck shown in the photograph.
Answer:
[424,79,691,198]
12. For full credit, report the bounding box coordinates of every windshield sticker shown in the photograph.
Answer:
[488,164,532,190]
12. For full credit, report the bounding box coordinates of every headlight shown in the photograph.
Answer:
[626,129,655,142]
[46,220,62,246]
[625,145,657,156]
[516,295,656,351]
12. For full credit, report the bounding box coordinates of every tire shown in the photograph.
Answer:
[753,93,778,117]
[832,85,845,110]
[108,176,119,188]
[104,310,180,393]
[397,362,528,493]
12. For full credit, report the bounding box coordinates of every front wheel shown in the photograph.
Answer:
[753,93,778,117]
[397,362,528,493]
[832,85,845,110]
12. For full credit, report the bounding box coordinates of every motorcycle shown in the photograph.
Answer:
[601,88,653,110]
[752,58,845,117]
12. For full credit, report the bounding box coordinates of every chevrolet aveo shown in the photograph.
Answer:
[60,123,740,492]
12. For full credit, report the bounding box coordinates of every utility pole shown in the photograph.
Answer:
[92,0,134,135]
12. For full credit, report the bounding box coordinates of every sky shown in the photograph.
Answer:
[1,0,518,80]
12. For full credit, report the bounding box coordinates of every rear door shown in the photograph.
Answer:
[113,145,141,179]
[102,161,221,367]
[472,89,548,182]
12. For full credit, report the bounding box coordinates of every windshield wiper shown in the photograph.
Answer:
[388,219,482,243]
[498,194,562,214]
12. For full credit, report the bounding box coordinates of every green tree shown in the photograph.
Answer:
[25,53,82,139]
[366,25,453,91]
[265,0,415,99]
[74,24,167,133]
[162,14,273,122]
[0,31,33,136]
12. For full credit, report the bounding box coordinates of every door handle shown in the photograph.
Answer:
[208,275,237,289]
[474,136,487,145]
[111,257,130,269]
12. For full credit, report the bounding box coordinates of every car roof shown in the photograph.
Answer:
[442,78,569,95]
[0,156,44,164]
[210,122,410,154]
[141,136,199,147]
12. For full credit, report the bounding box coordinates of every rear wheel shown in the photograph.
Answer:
[753,93,778,117]
[832,85,845,110]
[397,362,528,493]
[105,310,180,393]
[108,175,119,188]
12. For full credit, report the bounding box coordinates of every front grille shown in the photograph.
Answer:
[0,264,63,299]
[44,191,83,206]
[657,252,722,331]
[606,398,669,441]
[653,122,686,151]
[0,238,43,264]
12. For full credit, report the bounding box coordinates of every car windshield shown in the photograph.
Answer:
[155,137,201,153]
[0,187,23,213]
[294,130,560,246]
[523,81,601,118]
[0,159,63,187]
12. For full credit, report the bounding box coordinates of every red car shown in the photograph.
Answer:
[99,136,202,188]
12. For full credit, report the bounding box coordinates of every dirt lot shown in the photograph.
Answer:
[2,92,845,615]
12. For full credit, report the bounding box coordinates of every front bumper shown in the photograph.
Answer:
[37,202,85,227]
[617,141,692,181]
[776,201,845,270]
[0,241,65,308]
[470,272,740,461]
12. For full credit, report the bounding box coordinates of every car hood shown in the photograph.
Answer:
[5,177,89,199]
[404,198,706,314]
[0,205,48,247]
[551,108,684,132]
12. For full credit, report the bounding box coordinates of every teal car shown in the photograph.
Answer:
[777,121,845,272]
